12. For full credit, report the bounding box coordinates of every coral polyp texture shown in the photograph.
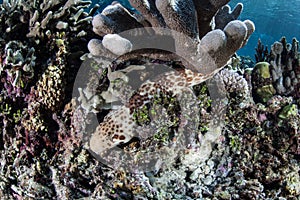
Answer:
[0,0,299,199]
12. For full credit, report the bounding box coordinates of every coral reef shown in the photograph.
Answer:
[0,0,100,198]
[254,37,300,100]
[0,0,299,199]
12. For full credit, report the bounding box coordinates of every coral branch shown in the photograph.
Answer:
[215,3,243,30]
[92,3,144,36]
[192,0,230,38]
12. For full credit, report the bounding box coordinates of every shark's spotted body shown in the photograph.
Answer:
[89,67,219,154]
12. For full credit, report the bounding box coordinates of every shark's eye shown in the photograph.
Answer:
[119,135,126,140]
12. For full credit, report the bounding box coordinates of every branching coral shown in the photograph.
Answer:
[0,0,102,198]
[214,68,251,105]
[252,37,300,102]
[214,3,243,30]
[89,1,254,74]
[255,39,270,62]
[0,0,99,105]
[25,0,98,38]
[0,0,98,40]
[0,40,36,99]
[270,37,300,96]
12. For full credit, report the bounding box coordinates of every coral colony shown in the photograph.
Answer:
[0,0,299,199]
[88,0,254,156]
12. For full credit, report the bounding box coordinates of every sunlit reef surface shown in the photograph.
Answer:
[0,0,299,199]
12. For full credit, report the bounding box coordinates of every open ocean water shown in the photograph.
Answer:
[94,0,300,58]
[229,0,300,57]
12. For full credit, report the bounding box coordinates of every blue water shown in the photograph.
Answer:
[94,0,300,58]
[229,0,300,57]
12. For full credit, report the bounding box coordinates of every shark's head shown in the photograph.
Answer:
[89,107,136,155]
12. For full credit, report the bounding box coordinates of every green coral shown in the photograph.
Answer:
[256,84,276,103]
[229,135,242,152]
[284,164,300,195]
[251,61,276,103]
[0,103,12,115]
[133,90,180,145]
[254,62,271,79]
[278,104,298,119]
[133,105,151,125]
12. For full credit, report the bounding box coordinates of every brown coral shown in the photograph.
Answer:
[89,1,255,74]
